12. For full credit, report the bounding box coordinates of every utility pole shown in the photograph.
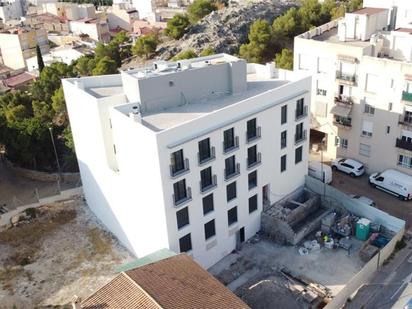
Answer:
[49,127,61,192]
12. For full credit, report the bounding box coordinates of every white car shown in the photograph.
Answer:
[350,195,376,207]
[331,158,365,177]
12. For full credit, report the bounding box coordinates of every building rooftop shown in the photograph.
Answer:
[352,7,387,15]
[81,254,250,309]
[311,26,372,48]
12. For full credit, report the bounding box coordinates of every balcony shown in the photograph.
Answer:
[396,138,412,152]
[246,126,261,143]
[247,152,262,170]
[402,91,412,104]
[333,116,352,128]
[335,71,357,86]
[223,136,239,154]
[294,130,307,145]
[169,158,189,178]
[198,146,216,166]
[398,115,412,130]
[295,106,308,121]
[224,163,240,181]
[334,95,353,106]
[173,187,192,207]
[200,174,217,193]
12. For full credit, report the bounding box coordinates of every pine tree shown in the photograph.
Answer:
[36,45,45,73]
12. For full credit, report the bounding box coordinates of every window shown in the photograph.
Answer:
[173,179,188,204]
[247,145,258,167]
[296,98,305,118]
[200,167,213,190]
[249,194,258,213]
[398,154,412,168]
[225,155,237,178]
[404,111,412,123]
[202,194,214,215]
[204,219,216,240]
[386,126,390,134]
[388,102,393,111]
[248,171,257,189]
[281,131,287,149]
[361,121,373,137]
[179,233,192,253]
[281,105,287,124]
[401,135,412,143]
[281,154,287,172]
[365,73,379,93]
[335,137,348,149]
[247,118,257,140]
[227,206,238,226]
[226,181,237,202]
[359,143,371,157]
[295,146,303,164]
[223,128,235,151]
[364,103,375,115]
[176,207,189,229]
[170,149,185,174]
[198,138,211,163]
[295,123,305,142]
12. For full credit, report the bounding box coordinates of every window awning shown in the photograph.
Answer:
[338,55,357,64]
[330,104,352,117]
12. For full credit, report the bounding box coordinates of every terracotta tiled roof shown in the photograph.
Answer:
[3,72,36,88]
[352,7,387,15]
[81,254,250,309]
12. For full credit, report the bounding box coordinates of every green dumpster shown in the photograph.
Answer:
[356,218,371,241]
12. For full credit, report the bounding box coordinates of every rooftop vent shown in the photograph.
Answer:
[129,104,142,123]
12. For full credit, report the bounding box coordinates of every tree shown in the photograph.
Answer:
[348,0,363,12]
[74,55,96,76]
[36,45,45,73]
[92,56,117,75]
[239,20,274,63]
[132,34,158,59]
[275,48,293,70]
[165,14,190,39]
[200,46,215,56]
[172,49,197,60]
[187,0,217,24]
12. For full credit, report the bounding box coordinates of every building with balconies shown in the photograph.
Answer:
[294,1,412,175]
[62,54,311,269]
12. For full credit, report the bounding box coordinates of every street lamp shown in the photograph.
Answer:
[48,127,61,192]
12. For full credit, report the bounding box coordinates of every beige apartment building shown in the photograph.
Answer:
[294,2,412,175]
[0,27,49,69]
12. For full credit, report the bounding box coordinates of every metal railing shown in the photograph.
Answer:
[294,130,307,144]
[295,106,308,121]
[224,163,240,181]
[334,95,353,105]
[198,146,216,165]
[335,71,357,84]
[223,136,239,154]
[246,126,261,143]
[333,117,352,127]
[396,138,412,152]
[402,91,412,103]
[173,186,192,207]
[247,152,262,169]
[200,174,217,193]
[169,158,189,178]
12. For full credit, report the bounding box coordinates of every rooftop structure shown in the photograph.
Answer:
[62,54,312,268]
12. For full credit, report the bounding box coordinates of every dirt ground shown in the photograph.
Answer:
[0,198,134,308]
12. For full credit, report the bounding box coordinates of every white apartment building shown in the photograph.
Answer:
[69,18,110,42]
[62,54,311,268]
[41,2,96,20]
[0,27,49,69]
[294,2,412,175]
[0,0,25,22]
[106,3,139,31]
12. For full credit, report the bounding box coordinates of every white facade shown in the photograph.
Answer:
[62,54,311,268]
[25,46,84,72]
[107,3,139,31]
[0,0,24,22]
[294,4,412,175]
[69,18,110,42]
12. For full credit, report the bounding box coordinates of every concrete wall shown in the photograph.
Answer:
[0,33,24,69]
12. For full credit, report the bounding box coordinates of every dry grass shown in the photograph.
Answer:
[87,228,113,256]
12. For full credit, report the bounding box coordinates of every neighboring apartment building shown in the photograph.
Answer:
[62,54,311,268]
[106,3,139,31]
[41,2,96,20]
[294,2,412,175]
[0,0,25,22]
[0,27,49,69]
[69,17,110,42]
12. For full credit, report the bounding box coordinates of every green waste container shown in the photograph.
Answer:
[356,218,371,241]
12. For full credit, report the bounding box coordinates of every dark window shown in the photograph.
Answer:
[225,155,236,177]
[176,207,189,229]
[173,179,187,202]
[249,194,258,213]
[171,149,185,174]
[281,105,287,124]
[226,181,237,202]
[200,167,213,189]
[202,194,214,215]
[248,171,257,189]
[204,219,216,240]
[281,154,287,172]
[281,130,287,149]
[247,118,257,140]
[179,233,192,252]
[227,206,238,226]
[198,138,211,162]
[247,145,257,166]
[296,98,305,118]
[295,123,304,141]
[295,146,303,164]
[223,128,235,150]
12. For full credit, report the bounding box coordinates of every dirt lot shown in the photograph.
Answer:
[0,198,134,308]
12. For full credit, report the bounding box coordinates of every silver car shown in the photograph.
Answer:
[350,195,376,207]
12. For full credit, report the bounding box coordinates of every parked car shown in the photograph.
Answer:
[350,195,376,207]
[331,158,365,177]
[308,161,332,184]
[369,169,412,201]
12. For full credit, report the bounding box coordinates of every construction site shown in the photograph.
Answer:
[210,177,405,309]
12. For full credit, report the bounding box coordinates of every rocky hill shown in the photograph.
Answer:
[156,0,296,60]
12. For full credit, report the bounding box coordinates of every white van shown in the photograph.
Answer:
[369,169,412,200]
[308,161,332,184]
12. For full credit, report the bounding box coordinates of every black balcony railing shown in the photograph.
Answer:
[333,116,352,127]
[294,130,307,144]
[198,146,216,165]
[246,126,261,143]
[224,163,240,181]
[247,152,262,169]
[295,106,308,121]
[169,158,189,178]
[223,136,239,154]
[200,174,217,193]
[396,138,412,152]
[173,187,192,207]
[334,95,353,105]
